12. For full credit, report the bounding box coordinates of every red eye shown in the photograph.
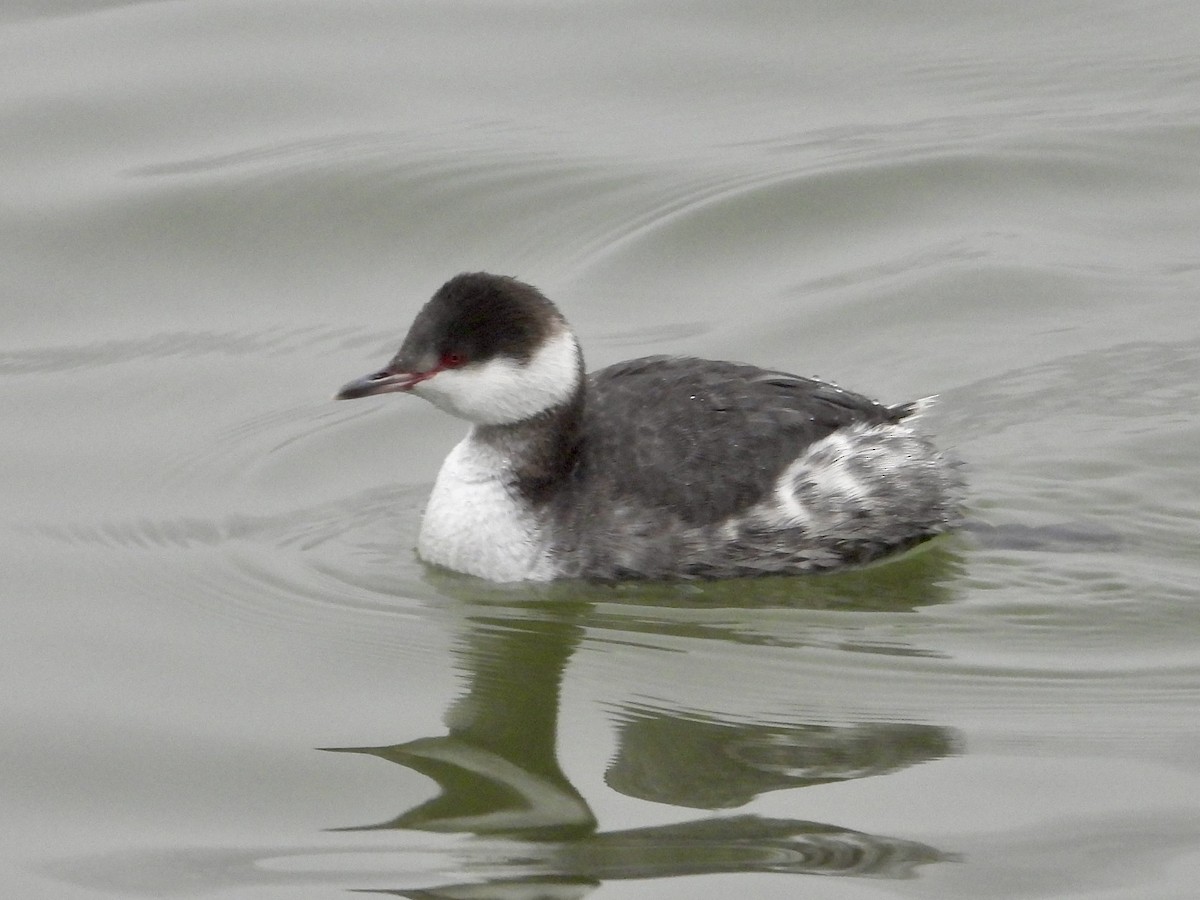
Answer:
[441,351,466,368]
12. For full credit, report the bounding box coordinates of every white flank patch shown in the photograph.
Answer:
[763,423,914,529]
[413,329,581,425]
[417,435,555,582]
[805,432,868,502]
[771,473,812,528]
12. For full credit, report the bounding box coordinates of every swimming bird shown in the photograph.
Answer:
[337,272,963,582]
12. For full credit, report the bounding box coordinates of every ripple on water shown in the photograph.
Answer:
[0,324,365,374]
[943,336,1200,622]
[577,125,1198,279]
[96,118,1196,314]
[112,129,692,281]
[19,350,448,663]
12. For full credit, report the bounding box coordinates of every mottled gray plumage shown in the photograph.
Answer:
[483,356,962,580]
[578,356,909,524]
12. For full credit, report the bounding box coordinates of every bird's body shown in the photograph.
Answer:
[337,273,963,582]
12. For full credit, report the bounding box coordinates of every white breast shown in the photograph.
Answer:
[416,434,556,582]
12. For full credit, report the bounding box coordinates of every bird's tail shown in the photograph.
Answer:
[889,395,938,421]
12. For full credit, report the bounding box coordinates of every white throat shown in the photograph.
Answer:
[412,329,581,425]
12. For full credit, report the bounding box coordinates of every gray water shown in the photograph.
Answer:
[4,2,1200,898]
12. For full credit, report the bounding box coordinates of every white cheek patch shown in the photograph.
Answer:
[413,330,581,425]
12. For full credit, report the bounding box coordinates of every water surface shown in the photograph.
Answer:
[3,2,1200,897]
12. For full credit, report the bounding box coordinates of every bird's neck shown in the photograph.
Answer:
[471,387,585,505]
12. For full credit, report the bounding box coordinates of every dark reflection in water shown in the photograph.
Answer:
[326,614,596,840]
[608,716,955,809]
[324,571,960,896]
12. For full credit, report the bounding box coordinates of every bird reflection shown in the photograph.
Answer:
[326,613,595,841]
[326,570,960,897]
[607,715,955,809]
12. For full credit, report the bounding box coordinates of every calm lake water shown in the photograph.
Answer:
[4,2,1200,898]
